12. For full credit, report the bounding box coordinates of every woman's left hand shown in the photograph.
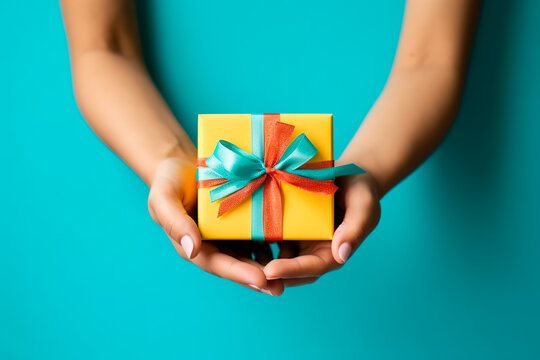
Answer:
[263,173,381,287]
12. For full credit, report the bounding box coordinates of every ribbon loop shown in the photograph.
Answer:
[264,115,295,167]
[206,140,265,180]
[274,133,318,171]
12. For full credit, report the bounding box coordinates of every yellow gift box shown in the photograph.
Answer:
[197,114,335,241]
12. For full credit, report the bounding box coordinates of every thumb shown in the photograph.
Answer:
[148,185,202,260]
[331,197,377,265]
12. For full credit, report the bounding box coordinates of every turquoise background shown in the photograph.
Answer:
[2,0,539,359]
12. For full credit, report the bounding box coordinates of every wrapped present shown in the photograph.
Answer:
[197,114,364,241]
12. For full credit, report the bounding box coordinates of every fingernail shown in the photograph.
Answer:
[338,242,352,263]
[180,235,194,259]
[260,288,273,296]
[249,284,273,295]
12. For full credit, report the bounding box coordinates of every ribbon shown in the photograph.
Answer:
[197,113,364,241]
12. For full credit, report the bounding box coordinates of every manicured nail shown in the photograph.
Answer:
[260,288,273,296]
[180,235,194,259]
[338,242,352,263]
[249,284,273,295]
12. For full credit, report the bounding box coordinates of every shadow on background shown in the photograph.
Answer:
[427,1,518,267]
[436,0,515,195]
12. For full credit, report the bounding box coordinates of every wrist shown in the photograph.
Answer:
[336,148,396,199]
[142,141,196,186]
[335,170,381,203]
[161,141,196,162]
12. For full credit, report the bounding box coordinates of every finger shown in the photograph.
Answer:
[238,280,284,296]
[265,279,285,296]
[331,189,379,265]
[283,277,319,287]
[227,251,284,296]
[238,282,271,294]
[263,249,340,280]
[149,185,201,259]
[172,240,269,290]
[240,271,284,295]
[252,242,274,265]
[199,241,282,295]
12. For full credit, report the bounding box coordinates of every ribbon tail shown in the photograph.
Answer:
[218,175,266,217]
[210,179,252,202]
[288,163,365,180]
[264,114,295,167]
[197,158,208,167]
[262,175,283,241]
[274,169,338,194]
[297,160,334,169]
[197,178,228,188]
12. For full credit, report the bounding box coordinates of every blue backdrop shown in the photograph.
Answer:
[2,1,539,359]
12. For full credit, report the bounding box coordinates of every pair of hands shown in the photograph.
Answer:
[148,157,381,295]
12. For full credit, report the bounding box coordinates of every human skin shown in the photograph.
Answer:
[61,0,480,295]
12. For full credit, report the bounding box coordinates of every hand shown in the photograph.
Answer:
[148,157,284,295]
[263,172,381,287]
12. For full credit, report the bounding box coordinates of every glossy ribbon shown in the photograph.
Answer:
[197,114,364,241]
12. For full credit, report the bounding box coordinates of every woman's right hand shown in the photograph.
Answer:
[147,157,284,295]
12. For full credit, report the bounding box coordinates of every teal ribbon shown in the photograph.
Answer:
[197,114,365,241]
[251,114,265,240]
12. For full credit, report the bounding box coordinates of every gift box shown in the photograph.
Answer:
[197,114,363,241]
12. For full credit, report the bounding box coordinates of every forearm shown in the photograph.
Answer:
[338,64,463,196]
[72,51,196,185]
[61,0,195,185]
[338,0,479,197]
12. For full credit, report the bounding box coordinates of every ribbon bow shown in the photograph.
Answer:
[197,114,364,241]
